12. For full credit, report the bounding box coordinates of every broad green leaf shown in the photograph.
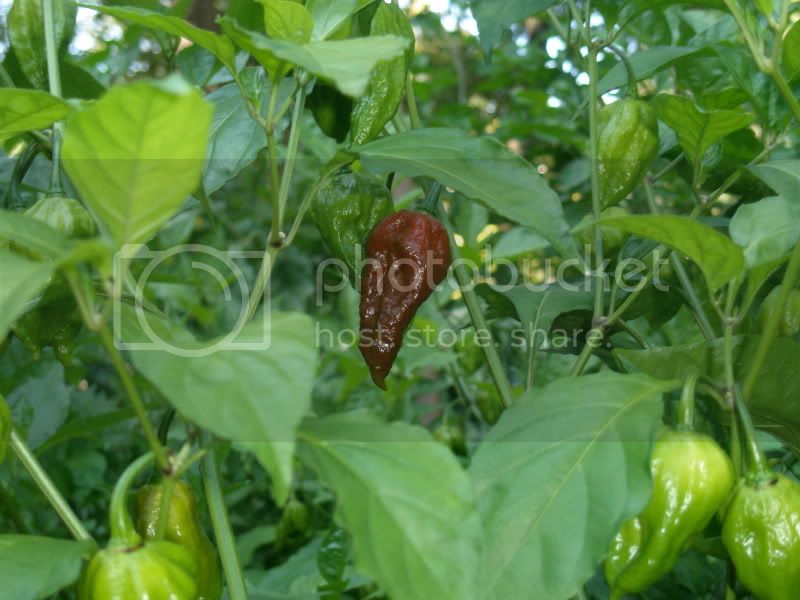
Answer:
[259,0,313,42]
[307,0,357,40]
[470,373,673,600]
[78,4,236,71]
[472,0,559,50]
[582,214,744,290]
[783,20,800,81]
[61,76,212,247]
[0,89,71,140]
[203,82,267,195]
[8,0,75,88]
[616,337,800,453]
[128,310,317,504]
[730,196,800,268]
[652,94,754,165]
[743,256,789,312]
[356,128,579,259]
[219,17,409,96]
[0,250,56,340]
[598,47,703,94]
[0,535,94,600]
[0,209,71,260]
[748,160,800,198]
[297,412,482,600]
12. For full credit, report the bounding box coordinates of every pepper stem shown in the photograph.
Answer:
[419,182,443,215]
[677,373,698,430]
[606,45,638,98]
[109,452,154,545]
[732,387,770,478]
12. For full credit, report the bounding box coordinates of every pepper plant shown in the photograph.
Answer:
[0,0,799,599]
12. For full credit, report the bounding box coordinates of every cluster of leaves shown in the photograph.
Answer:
[0,0,799,599]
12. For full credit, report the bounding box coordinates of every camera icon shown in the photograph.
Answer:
[112,244,271,356]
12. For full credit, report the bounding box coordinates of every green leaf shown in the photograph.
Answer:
[470,372,673,600]
[78,3,236,71]
[258,0,313,42]
[203,82,267,196]
[616,337,800,453]
[219,17,410,96]
[0,89,71,141]
[297,412,482,600]
[61,76,212,247]
[8,0,75,88]
[0,209,71,260]
[472,0,559,50]
[730,196,800,269]
[581,214,744,290]
[598,47,703,94]
[0,535,94,600]
[307,0,357,40]
[356,128,579,259]
[128,310,317,504]
[783,20,800,81]
[652,94,754,165]
[748,160,800,198]
[0,250,56,340]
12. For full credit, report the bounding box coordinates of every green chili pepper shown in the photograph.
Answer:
[597,98,659,207]
[311,171,393,285]
[25,195,96,239]
[349,2,415,145]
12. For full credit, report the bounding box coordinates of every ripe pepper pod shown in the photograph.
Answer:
[359,210,451,389]
[597,97,659,207]
[79,453,199,600]
[135,479,222,600]
[311,171,393,286]
[606,430,736,596]
[721,473,800,600]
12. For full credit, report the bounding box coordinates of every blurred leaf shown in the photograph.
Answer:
[128,310,317,504]
[0,250,55,340]
[7,361,70,449]
[297,411,482,600]
[219,17,410,96]
[61,76,212,247]
[783,20,800,81]
[748,160,800,198]
[652,94,754,166]
[0,209,71,260]
[307,0,357,40]
[0,535,94,600]
[470,372,673,600]
[79,3,236,71]
[356,128,579,259]
[730,196,800,268]
[471,0,558,51]
[578,214,744,290]
[599,47,703,94]
[259,0,314,42]
[0,89,71,141]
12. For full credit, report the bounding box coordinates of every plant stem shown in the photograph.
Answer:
[437,204,514,410]
[10,430,94,543]
[743,241,800,399]
[98,326,168,470]
[110,452,153,544]
[678,373,698,429]
[155,474,176,539]
[587,45,605,321]
[406,73,421,129]
[276,85,307,230]
[605,45,637,97]
[42,0,64,195]
[202,435,247,600]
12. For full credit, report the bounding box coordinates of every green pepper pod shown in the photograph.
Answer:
[349,2,415,145]
[25,195,96,239]
[311,171,393,285]
[722,473,800,600]
[79,454,199,600]
[604,516,642,590]
[135,479,222,600]
[597,98,659,207]
[608,430,735,596]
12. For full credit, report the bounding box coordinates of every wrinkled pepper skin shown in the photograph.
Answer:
[608,430,736,596]
[597,98,659,207]
[359,210,451,388]
[311,172,393,284]
[722,474,800,600]
[758,285,800,338]
[604,517,642,589]
[25,195,96,238]
[79,539,198,600]
[135,480,222,600]
[349,2,415,145]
